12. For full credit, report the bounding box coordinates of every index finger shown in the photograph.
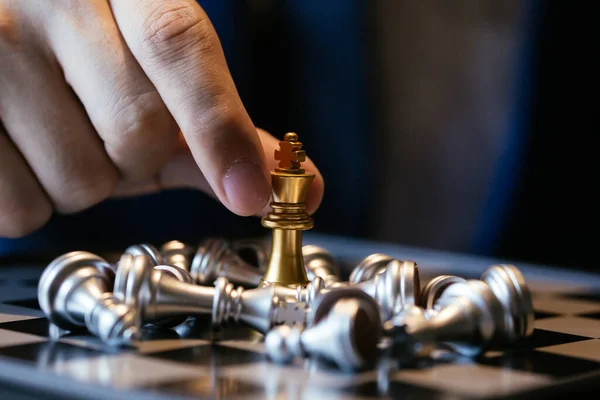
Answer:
[109,0,270,216]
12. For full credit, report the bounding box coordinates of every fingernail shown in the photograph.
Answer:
[223,160,271,215]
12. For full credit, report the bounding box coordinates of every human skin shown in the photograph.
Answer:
[0,0,324,238]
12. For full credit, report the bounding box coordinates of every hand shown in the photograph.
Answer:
[0,0,324,238]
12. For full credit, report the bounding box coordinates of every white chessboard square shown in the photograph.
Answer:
[534,317,600,339]
[533,297,600,315]
[0,328,47,347]
[0,313,40,324]
[49,353,206,388]
[220,360,377,391]
[393,363,551,397]
[538,339,600,362]
[217,339,265,354]
[136,338,210,354]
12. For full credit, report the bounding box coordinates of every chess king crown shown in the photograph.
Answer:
[36,132,536,372]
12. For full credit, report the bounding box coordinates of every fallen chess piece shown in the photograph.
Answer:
[302,245,340,287]
[265,287,382,371]
[231,237,271,271]
[124,243,162,266]
[349,253,394,284]
[384,280,505,358]
[300,259,420,322]
[38,251,139,346]
[418,275,467,315]
[160,240,194,271]
[114,256,194,328]
[190,238,263,288]
[113,254,309,335]
[480,264,534,345]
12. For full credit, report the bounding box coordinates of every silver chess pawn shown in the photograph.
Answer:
[160,240,194,271]
[349,253,394,284]
[231,237,271,271]
[481,264,534,345]
[114,256,194,328]
[418,275,467,316]
[123,244,162,266]
[115,254,308,334]
[38,251,139,346]
[299,259,420,322]
[302,245,340,287]
[265,287,382,371]
[190,238,263,288]
[386,280,505,358]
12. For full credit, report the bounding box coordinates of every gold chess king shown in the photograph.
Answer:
[260,132,314,287]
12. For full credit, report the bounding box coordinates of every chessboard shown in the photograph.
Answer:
[1,233,600,400]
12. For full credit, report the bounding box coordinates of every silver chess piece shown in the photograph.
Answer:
[160,240,194,271]
[349,253,394,284]
[418,275,467,314]
[38,251,139,346]
[302,245,340,287]
[231,237,271,271]
[393,280,505,357]
[190,238,263,288]
[481,264,534,345]
[114,256,194,328]
[299,259,420,321]
[265,288,382,371]
[123,244,162,266]
[115,254,308,334]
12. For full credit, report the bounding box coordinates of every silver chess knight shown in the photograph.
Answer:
[38,251,139,346]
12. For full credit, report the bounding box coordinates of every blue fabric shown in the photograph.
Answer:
[0,1,534,258]
[471,0,543,255]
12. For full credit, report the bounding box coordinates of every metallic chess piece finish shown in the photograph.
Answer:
[349,253,394,284]
[115,254,308,334]
[298,260,420,321]
[481,264,534,344]
[160,240,194,271]
[406,280,505,357]
[38,251,139,346]
[231,238,271,271]
[123,244,162,266]
[419,275,467,311]
[261,133,314,287]
[190,238,263,288]
[114,256,195,328]
[302,245,340,287]
[265,288,382,371]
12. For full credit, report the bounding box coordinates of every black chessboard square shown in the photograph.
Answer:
[561,291,600,302]
[534,311,561,320]
[172,316,263,342]
[503,329,590,351]
[2,298,41,311]
[479,349,600,378]
[577,312,600,320]
[145,343,264,367]
[144,375,266,398]
[0,340,106,364]
[0,318,54,338]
